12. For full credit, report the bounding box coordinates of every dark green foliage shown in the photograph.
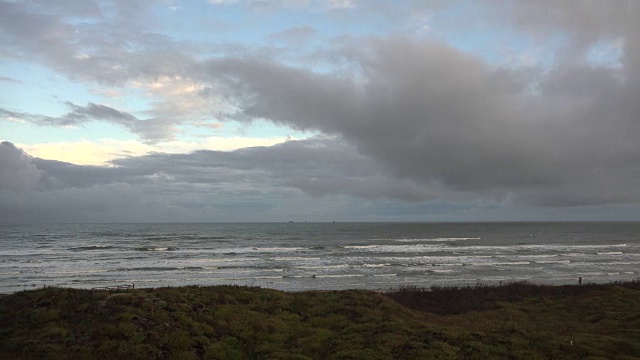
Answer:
[386,280,640,315]
[1,282,639,359]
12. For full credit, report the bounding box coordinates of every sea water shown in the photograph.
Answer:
[1,222,638,293]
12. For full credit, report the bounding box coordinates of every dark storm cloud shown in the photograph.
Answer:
[1,139,447,223]
[0,141,43,191]
[109,137,437,201]
[203,30,640,206]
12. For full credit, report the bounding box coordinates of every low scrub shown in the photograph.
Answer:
[1,282,638,359]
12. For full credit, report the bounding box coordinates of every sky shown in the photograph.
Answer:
[1,0,640,223]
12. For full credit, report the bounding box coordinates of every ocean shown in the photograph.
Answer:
[1,222,638,294]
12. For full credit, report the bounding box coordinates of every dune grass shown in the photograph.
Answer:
[1,281,639,359]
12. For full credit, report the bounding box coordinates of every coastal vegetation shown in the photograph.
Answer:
[1,281,639,359]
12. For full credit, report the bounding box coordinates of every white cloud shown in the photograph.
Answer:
[129,76,236,123]
[325,0,355,9]
[17,140,156,166]
[209,0,239,4]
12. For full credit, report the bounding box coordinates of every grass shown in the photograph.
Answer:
[1,281,639,359]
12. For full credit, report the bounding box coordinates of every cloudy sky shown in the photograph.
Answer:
[1,0,640,223]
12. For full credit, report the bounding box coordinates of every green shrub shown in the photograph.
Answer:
[1,282,639,359]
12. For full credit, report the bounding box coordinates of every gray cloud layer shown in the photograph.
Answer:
[2,1,640,221]
[2,139,458,223]
[3,137,637,223]
[205,33,640,207]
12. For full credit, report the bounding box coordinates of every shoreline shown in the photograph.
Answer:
[3,274,638,296]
